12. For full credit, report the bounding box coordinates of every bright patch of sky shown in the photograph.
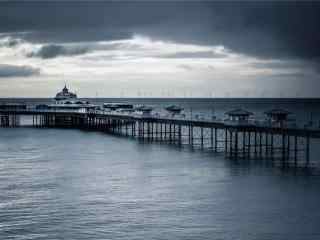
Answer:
[0,34,317,97]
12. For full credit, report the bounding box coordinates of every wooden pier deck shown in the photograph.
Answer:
[1,108,319,168]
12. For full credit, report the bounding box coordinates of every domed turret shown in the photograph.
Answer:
[62,85,68,93]
[54,84,77,101]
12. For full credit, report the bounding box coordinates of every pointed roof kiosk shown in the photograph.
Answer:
[225,108,253,122]
[264,109,292,127]
[264,109,291,122]
[165,105,184,116]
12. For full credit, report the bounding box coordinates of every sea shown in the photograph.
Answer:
[0,98,320,239]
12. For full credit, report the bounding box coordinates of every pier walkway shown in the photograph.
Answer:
[1,108,320,168]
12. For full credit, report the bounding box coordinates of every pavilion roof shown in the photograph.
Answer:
[225,108,253,116]
[135,105,153,112]
[165,105,183,112]
[264,109,291,116]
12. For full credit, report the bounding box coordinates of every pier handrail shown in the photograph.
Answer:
[1,108,320,138]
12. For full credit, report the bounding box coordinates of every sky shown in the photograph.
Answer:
[0,1,319,98]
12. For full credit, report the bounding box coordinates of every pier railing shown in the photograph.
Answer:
[0,108,319,168]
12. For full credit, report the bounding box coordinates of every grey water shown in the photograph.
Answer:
[1,98,320,239]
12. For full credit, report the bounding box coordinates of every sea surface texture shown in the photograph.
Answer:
[0,98,320,239]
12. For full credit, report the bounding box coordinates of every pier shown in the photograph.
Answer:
[0,107,319,168]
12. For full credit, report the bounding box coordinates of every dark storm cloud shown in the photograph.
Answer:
[0,1,319,60]
[19,30,132,44]
[0,36,21,47]
[28,44,89,59]
[250,59,320,73]
[0,64,40,77]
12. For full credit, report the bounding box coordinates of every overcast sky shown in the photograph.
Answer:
[0,1,319,98]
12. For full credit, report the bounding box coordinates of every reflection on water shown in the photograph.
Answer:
[0,128,320,239]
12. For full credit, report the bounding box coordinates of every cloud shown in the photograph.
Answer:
[0,36,22,47]
[178,64,193,71]
[160,50,227,59]
[27,44,89,59]
[0,64,40,77]
[1,2,319,61]
[248,59,320,76]
[0,32,318,97]
[17,29,133,44]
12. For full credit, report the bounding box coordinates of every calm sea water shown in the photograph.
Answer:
[0,98,320,239]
